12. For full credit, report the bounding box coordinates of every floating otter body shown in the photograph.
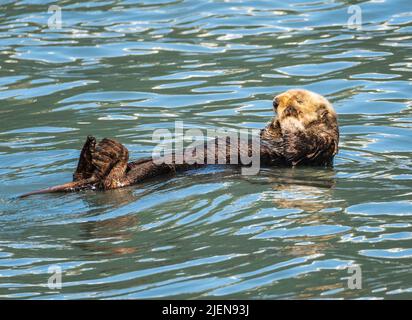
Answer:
[20,89,339,197]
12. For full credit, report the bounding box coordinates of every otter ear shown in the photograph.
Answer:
[317,104,329,120]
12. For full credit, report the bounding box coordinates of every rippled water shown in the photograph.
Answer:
[0,0,412,299]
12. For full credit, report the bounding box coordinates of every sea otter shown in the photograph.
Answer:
[20,89,339,197]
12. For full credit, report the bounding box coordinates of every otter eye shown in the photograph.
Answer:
[273,97,279,111]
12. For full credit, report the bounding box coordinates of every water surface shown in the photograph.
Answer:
[0,0,412,299]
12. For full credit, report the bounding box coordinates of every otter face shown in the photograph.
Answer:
[273,89,336,130]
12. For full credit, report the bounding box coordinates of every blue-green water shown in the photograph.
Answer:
[0,0,411,299]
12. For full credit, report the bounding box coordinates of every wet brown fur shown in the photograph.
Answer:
[20,89,339,197]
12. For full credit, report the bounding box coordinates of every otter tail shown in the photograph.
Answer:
[18,177,97,198]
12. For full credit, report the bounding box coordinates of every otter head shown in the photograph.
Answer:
[273,89,337,132]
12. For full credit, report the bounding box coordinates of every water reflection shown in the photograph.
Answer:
[77,189,141,257]
[78,214,139,257]
[268,167,337,212]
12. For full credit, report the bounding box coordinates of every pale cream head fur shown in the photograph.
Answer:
[273,89,336,131]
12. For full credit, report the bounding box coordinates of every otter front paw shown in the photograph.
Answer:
[91,138,129,179]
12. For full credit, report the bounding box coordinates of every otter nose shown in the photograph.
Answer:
[273,97,279,111]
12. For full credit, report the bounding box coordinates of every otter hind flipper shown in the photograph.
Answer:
[73,135,97,181]
[20,137,130,197]
[91,138,129,179]
[93,138,130,190]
